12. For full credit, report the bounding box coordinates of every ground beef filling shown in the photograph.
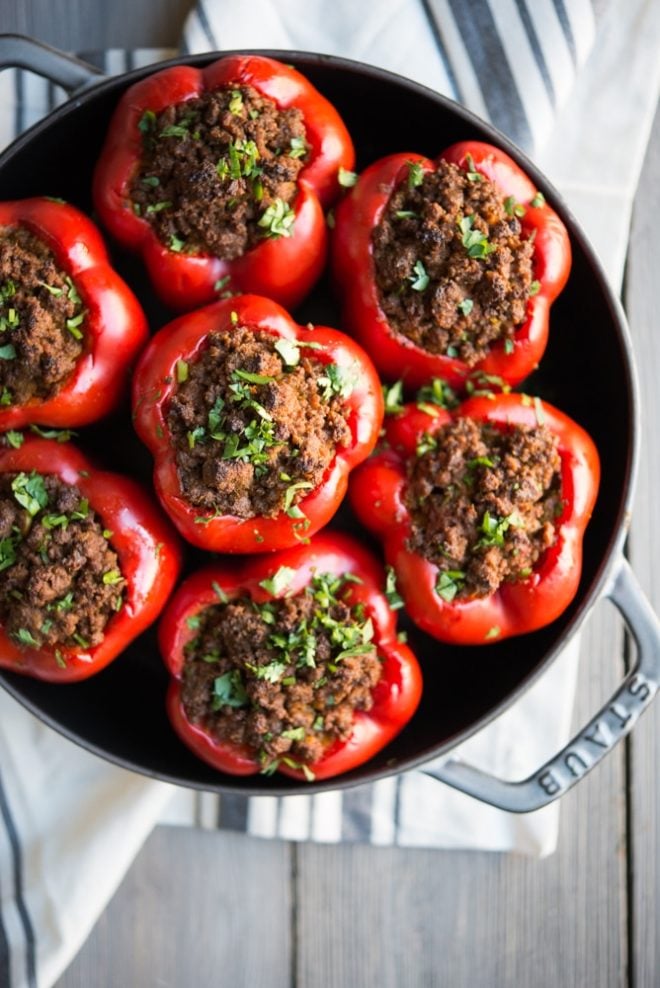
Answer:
[131,84,308,259]
[180,573,382,773]
[0,227,84,407]
[406,417,562,598]
[166,326,352,520]
[0,473,125,657]
[372,159,535,365]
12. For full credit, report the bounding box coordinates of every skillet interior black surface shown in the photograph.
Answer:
[0,53,635,794]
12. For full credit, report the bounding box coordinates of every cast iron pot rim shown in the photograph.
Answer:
[0,47,640,796]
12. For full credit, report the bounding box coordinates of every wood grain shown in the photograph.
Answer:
[625,98,660,988]
[295,614,627,988]
[55,828,294,988]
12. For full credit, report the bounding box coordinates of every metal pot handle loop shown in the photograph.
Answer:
[422,556,660,812]
[0,34,103,94]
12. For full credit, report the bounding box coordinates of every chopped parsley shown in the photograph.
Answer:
[259,565,296,597]
[257,198,295,238]
[435,569,466,602]
[503,195,526,218]
[338,167,358,188]
[457,298,473,316]
[407,160,424,189]
[408,259,430,292]
[384,566,404,610]
[11,472,49,516]
[383,379,405,415]
[459,215,497,259]
[212,670,248,710]
[530,191,545,208]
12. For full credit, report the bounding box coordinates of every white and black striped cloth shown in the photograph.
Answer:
[182,0,595,153]
[3,0,660,983]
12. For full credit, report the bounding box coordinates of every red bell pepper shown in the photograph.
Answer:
[0,197,148,430]
[132,293,383,553]
[349,392,600,645]
[0,437,182,682]
[158,533,423,781]
[331,141,571,389]
[93,54,355,312]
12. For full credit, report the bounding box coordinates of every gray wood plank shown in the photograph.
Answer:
[55,827,293,988]
[0,0,194,49]
[296,610,628,988]
[625,98,660,988]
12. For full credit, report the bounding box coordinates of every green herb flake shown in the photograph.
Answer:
[529,279,541,296]
[54,649,67,668]
[457,298,473,316]
[11,471,49,516]
[38,281,64,297]
[289,136,307,159]
[232,368,275,385]
[212,670,248,710]
[435,569,466,602]
[66,312,85,340]
[395,210,418,219]
[259,565,296,597]
[477,510,520,548]
[383,379,405,415]
[0,533,19,573]
[257,198,296,238]
[416,432,438,457]
[408,259,430,292]
[416,377,459,410]
[281,726,306,741]
[5,430,23,449]
[13,627,40,647]
[0,280,16,300]
[407,160,424,189]
[229,89,243,114]
[212,581,228,603]
[145,200,172,215]
[465,153,483,183]
[274,337,301,367]
[533,396,546,425]
[485,625,501,640]
[338,166,358,188]
[29,425,75,442]
[176,359,189,383]
[530,191,545,208]
[384,565,404,610]
[504,338,515,355]
[102,569,123,586]
[0,343,16,360]
[503,195,526,218]
[141,175,160,187]
[169,234,186,253]
[214,275,231,293]
[138,109,157,135]
[459,215,497,259]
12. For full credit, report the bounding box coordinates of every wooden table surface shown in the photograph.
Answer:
[2,3,659,986]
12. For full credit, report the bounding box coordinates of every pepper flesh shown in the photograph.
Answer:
[0,437,182,681]
[349,393,600,645]
[331,141,571,389]
[158,533,423,780]
[93,55,355,312]
[132,294,384,553]
[0,197,148,430]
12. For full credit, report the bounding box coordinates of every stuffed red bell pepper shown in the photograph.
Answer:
[0,197,148,430]
[158,533,422,781]
[93,54,355,312]
[132,294,383,552]
[0,436,181,682]
[350,392,599,645]
[332,141,571,389]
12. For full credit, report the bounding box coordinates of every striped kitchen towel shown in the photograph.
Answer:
[182,0,596,153]
[2,0,660,984]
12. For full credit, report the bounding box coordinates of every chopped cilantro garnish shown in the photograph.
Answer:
[258,198,295,238]
[13,628,40,647]
[408,259,429,292]
[281,726,306,741]
[457,298,473,316]
[66,312,85,340]
[274,337,301,367]
[5,430,23,448]
[214,275,231,293]
[485,626,501,640]
[465,153,483,183]
[416,432,438,457]
[176,359,189,383]
[169,234,185,252]
[459,215,497,259]
[141,175,160,187]
[407,160,424,189]
[530,191,545,208]
[289,136,306,159]
[477,510,520,548]
[0,343,16,360]
[395,210,418,220]
[228,89,243,114]
[232,369,275,385]
[416,377,459,410]
[316,361,358,401]
[259,565,296,597]
[384,566,404,610]
[11,471,49,516]
[38,281,64,297]
[383,379,405,414]
[504,338,515,355]
[503,195,526,218]
[138,109,156,135]
[529,279,541,296]
[338,167,358,188]
[212,670,248,710]
[102,569,123,586]
[435,569,466,602]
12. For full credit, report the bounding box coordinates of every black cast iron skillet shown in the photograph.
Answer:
[0,35,658,812]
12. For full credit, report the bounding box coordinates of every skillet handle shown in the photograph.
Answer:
[422,556,660,812]
[0,34,104,94]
